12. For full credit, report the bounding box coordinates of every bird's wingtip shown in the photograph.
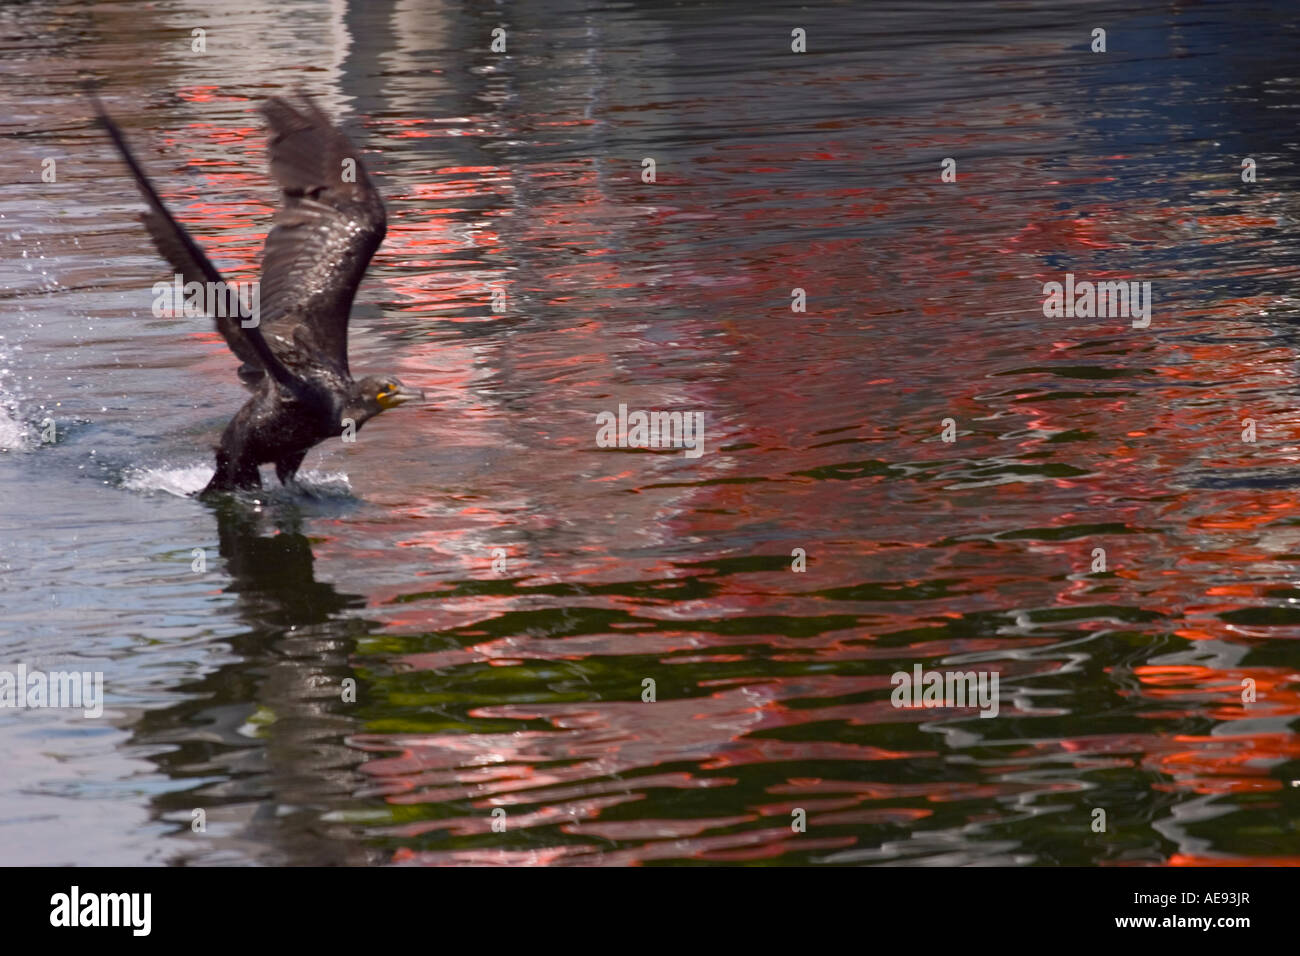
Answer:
[83,81,110,126]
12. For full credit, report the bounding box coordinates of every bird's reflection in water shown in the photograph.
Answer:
[131,500,382,865]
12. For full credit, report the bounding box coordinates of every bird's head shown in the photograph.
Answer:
[341,375,424,429]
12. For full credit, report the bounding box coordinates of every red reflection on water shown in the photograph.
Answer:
[114,78,1300,866]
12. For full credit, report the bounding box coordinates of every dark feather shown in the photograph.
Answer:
[250,91,387,384]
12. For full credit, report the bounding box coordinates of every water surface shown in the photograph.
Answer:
[3,0,1300,865]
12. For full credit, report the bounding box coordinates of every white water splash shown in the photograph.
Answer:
[294,469,353,497]
[121,464,353,499]
[0,406,31,451]
[122,463,213,497]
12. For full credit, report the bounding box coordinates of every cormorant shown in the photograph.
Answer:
[91,90,423,495]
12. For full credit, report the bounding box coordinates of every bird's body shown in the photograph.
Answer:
[210,380,337,491]
[92,90,422,496]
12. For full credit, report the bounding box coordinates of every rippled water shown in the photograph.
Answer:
[3,0,1300,865]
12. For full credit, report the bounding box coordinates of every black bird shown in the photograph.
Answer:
[92,90,423,495]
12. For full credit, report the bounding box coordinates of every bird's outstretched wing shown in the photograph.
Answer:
[253,91,387,380]
[88,91,307,397]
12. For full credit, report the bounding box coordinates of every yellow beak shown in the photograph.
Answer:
[377,384,425,409]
